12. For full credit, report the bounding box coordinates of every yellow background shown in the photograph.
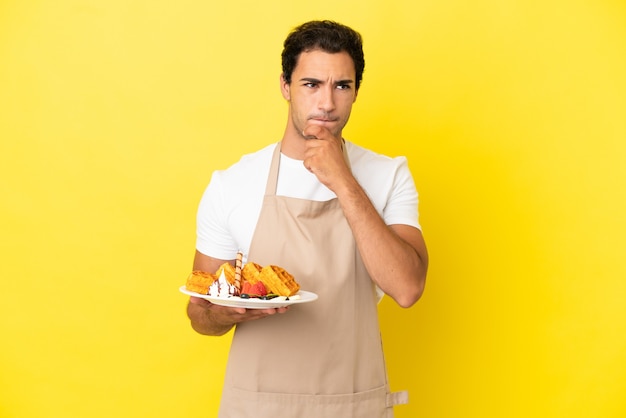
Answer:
[1,0,625,417]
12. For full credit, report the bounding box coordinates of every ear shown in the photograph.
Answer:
[353,87,359,103]
[280,73,291,101]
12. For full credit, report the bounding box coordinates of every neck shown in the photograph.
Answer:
[279,120,309,160]
[280,120,344,160]
[280,135,306,160]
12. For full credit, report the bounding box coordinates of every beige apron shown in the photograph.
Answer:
[218,143,408,418]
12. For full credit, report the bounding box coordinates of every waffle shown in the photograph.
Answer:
[242,262,263,284]
[216,262,237,284]
[259,265,300,296]
[185,270,217,295]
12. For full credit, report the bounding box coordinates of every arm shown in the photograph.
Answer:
[302,126,428,308]
[334,187,428,308]
[186,250,289,336]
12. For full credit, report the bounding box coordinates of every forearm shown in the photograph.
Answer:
[336,179,427,307]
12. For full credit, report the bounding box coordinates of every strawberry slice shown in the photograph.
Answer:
[249,281,267,297]
[240,281,267,298]
[241,282,253,295]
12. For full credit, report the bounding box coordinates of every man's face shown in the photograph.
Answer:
[281,49,358,139]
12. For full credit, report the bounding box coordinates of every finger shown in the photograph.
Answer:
[258,308,278,315]
[303,124,325,140]
[276,306,290,314]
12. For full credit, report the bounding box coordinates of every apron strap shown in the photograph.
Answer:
[265,142,282,196]
[386,390,409,406]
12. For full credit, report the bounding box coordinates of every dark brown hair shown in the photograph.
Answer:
[281,20,365,90]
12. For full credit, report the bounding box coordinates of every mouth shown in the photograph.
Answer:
[309,117,338,125]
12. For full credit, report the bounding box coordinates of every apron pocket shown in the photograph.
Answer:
[219,384,395,418]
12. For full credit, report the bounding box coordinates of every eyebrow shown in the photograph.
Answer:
[300,77,354,86]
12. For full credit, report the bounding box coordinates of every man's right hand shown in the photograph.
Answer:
[187,296,289,336]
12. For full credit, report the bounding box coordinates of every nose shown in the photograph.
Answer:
[317,85,336,113]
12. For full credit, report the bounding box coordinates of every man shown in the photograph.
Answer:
[187,20,428,417]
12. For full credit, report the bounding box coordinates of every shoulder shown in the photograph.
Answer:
[215,143,277,184]
[196,144,276,259]
[200,143,276,210]
[345,141,420,228]
[346,141,411,182]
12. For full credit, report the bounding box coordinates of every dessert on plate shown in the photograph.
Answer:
[185,252,300,299]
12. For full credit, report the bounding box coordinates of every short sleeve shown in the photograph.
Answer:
[196,171,240,259]
[382,157,421,230]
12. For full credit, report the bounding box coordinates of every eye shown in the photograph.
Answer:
[303,82,318,88]
[337,84,351,90]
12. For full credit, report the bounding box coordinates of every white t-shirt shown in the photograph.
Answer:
[196,141,421,262]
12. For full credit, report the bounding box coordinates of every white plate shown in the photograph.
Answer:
[179,286,318,309]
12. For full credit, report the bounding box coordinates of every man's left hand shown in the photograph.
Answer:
[302,124,353,193]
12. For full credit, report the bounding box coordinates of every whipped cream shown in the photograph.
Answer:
[208,271,237,298]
